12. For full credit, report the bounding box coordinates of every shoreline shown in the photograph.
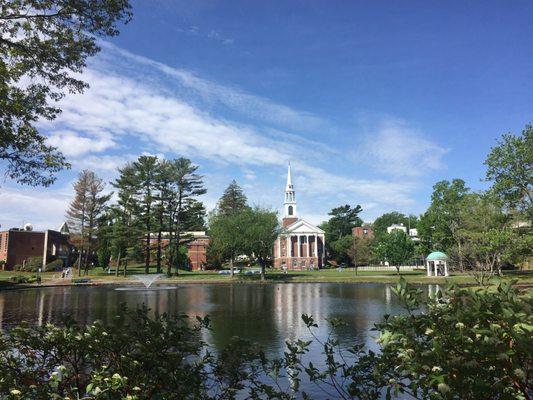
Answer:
[1,275,532,291]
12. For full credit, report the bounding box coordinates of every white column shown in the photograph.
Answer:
[426,260,431,276]
[286,235,290,258]
[444,261,449,276]
[297,235,301,258]
[278,237,281,258]
[313,234,317,256]
[307,235,310,257]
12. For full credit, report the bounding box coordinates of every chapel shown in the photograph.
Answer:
[273,163,325,270]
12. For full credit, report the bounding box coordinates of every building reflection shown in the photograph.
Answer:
[0,283,425,360]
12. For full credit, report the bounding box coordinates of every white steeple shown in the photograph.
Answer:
[284,162,297,217]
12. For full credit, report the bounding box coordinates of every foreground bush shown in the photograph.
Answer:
[0,281,531,399]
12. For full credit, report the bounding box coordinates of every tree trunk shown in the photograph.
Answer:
[77,201,86,277]
[230,256,234,278]
[260,259,265,281]
[145,202,151,274]
[115,249,121,277]
[156,223,162,274]
[123,260,127,277]
[83,241,91,276]
[174,193,183,276]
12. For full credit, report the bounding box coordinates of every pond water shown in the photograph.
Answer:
[0,283,440,397]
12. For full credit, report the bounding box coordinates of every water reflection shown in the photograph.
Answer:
[0,283,427,356]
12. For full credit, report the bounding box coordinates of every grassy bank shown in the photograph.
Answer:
[1,265,532,288]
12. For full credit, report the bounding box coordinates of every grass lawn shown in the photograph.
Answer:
[1,265,532,289]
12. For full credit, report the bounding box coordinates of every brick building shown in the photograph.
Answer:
[184,232,209,270]
[273,163,325,270]
[149,232,209,271]
[0,222,73,271]
[352,226,374,239]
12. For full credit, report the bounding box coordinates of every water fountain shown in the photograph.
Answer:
[114,274,177,291]
[132,274,165,289]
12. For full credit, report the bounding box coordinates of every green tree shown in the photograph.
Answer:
[165,158,206,276]
[348,236,373,273]
[418,179,470,270]
[208,211,248,277]
[241,207,279,280]
[372,211,418,239]
[320,204,363,265]
[457,192,532,282]
[373,230,414,274]
[485,124,533,222]
[130,156,160,274]
[0,0,131,186]
[112,164,143,276]
[181,199,207,231]
[217,180,249,215]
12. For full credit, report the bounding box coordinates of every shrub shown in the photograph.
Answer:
[46,258,64,271]
[15,256,43,272]
[9,275,29,284]
[9,275,41,284]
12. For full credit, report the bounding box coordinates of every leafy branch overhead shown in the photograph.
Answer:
[0,0,132,186]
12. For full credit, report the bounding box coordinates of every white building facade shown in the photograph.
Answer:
[273,164,325,270]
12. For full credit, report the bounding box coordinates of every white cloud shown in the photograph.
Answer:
[97,41,326,133]
[0,187,71,231]
[19,41,439,228]
[47,130,116,157]
[360,119,448,177]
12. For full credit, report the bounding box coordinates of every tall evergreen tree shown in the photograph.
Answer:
[112,165,143,277]
[66,170,111,275]
[218,180,248,215]
[165,158,206,276]
[130,156,160,274]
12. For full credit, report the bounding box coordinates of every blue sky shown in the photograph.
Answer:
[1,0,532,230]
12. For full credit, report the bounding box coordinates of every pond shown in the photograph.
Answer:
[0,283,440,397]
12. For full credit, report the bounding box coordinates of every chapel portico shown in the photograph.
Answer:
[273,164,325,270]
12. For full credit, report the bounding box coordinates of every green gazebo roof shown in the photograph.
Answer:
[426,251,448,261]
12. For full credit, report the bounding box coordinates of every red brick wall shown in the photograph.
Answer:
[352,226,374,239]
[187,238,209,270]
[282,217,298,228]
[149,236,209,270]
[0,232,8,269]
[4,231,45,269]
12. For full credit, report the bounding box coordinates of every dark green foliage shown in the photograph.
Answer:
[96,245,111,269]
[0,0,132,186]
[1,282,530,399]
[320,204,363,264]
[217,180,249,216]
[14,256,42,272]
[46,258,64,271]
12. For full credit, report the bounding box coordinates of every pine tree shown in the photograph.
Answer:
[218,180,248,215]
[66,170,111,275]
[130,156,160,274]
[165,158,206,276]
[112,165,143,277]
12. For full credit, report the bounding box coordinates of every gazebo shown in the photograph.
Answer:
[426,251,449,277]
